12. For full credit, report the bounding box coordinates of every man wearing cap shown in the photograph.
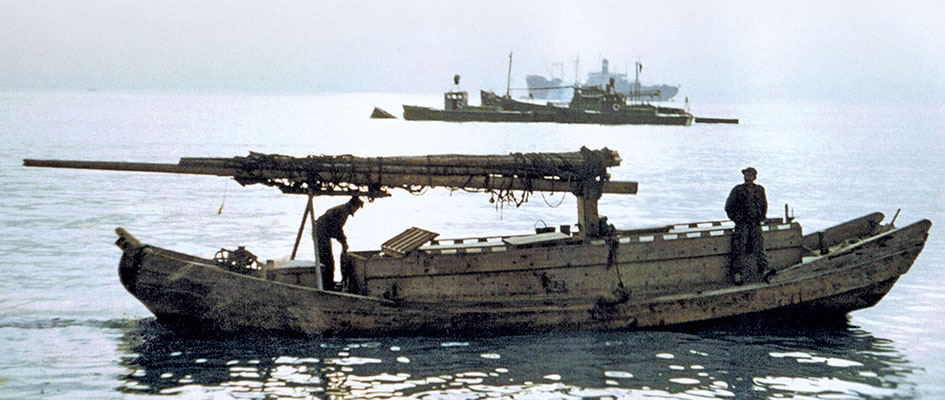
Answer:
[315,196,363,290]
[725,167,769,285]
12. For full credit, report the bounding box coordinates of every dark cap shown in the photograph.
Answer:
[348,196,364,209]
[741,167,757,176]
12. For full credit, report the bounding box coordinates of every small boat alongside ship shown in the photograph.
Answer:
[24,149,931,336]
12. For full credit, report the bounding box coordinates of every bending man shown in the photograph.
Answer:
[315,196,363,290]
[724,167,769,285]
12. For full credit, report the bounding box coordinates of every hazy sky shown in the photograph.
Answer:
[2,0,943,102]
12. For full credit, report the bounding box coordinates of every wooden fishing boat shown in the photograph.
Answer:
[24,148,930,336]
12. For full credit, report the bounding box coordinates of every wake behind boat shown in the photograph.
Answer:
[24,149,930,336]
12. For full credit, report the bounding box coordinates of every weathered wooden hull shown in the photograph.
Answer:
[115,216,931,336]
[402,105,693,126]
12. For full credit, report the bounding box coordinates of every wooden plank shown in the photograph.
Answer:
[801,212,884,251]
[502,232,571,247]
[381,227,439,258]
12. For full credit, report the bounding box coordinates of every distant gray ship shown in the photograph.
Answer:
[526,58,680,102]
[524,75,571,100]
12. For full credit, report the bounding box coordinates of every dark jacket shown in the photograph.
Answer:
[725,182,767,224]
[316,204,352,245]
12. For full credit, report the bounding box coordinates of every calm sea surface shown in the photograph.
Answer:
[1,92,943,399]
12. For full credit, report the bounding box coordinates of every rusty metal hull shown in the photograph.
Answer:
[115,218,930,336]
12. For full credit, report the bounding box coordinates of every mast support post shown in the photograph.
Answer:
[576,181,603,238]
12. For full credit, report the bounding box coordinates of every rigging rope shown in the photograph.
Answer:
[607,236,625,289]
[540,190,567,208]
[217,180,228,215]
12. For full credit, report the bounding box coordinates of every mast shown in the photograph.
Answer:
[574,55,580,86]
[506,50,513,97]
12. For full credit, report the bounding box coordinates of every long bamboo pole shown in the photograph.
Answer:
[181,150,619,175]
[24,159,637,194]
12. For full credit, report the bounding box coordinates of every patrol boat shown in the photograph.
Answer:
[23,148,931,336]
[404,84,694,125]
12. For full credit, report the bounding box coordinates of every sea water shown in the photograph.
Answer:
[1,92,943,399]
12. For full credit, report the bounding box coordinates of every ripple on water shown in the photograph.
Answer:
[770,351,864,368]
[754,376,900,398]
[604,370,634,379]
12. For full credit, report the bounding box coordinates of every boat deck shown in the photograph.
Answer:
[408,219,795,256]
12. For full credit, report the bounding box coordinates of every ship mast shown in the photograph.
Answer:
[506,50,513,97]
[574,55,581,86]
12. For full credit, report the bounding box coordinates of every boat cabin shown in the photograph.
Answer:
[570,85,628,113]
[444,91,469,110]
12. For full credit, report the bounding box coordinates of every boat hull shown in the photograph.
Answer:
[403,105,555,123]
[115,218,930,336]
[403,104,692,126]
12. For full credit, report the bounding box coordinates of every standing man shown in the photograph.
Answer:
[725,167,769,285]
[315,196,363,290]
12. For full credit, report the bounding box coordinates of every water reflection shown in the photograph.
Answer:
[117,319,917,399]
